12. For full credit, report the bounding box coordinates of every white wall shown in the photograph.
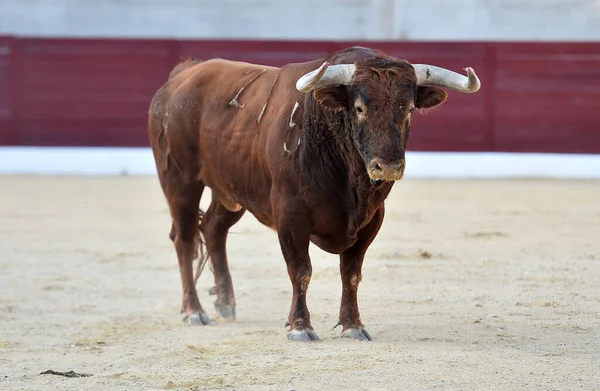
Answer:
[1,0,599,41]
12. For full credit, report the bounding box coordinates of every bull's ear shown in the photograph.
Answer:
[416,86,447,109]
[313,86,348,110]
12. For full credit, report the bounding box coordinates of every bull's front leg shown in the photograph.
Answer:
[336,207,385,341]
[275,205,319,342]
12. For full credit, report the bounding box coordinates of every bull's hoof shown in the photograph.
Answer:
[288,329,321,342]
[183,311,211,326]
[214,301,236,320]
[208,286,217,296]
[341,328,373,341]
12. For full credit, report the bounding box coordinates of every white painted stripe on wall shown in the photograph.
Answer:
[1,147,599,179]
[0,147,156,176]
[407,152,600,179]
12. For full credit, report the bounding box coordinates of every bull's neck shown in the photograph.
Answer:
[300,104,362,185]
[300,102,390,220]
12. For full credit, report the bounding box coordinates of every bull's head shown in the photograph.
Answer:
[296,57,480,182]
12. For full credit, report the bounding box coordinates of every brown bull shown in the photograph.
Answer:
[148,46,480,341]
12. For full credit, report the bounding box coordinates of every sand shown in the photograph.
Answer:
[0,176,599,391]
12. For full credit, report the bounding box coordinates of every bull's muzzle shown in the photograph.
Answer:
[367,158,405,181]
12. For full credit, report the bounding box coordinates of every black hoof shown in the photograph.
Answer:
[214,301,236,320]
[288,329,321,342]
[208,286,217,296]
[183,311,211,326]
[341,328,373,341]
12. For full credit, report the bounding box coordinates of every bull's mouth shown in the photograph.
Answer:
[367,169,404,182]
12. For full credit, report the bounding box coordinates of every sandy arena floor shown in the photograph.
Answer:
[0,176,599,390]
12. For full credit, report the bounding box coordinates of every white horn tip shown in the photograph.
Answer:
[296,61,329,93]
[464,67,481,93]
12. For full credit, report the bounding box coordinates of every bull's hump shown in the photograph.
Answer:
[203,58,279,73]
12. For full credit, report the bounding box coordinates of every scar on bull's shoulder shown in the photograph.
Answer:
[283,133,303,154]
[228,69,267,109]
[289,101,300,128]
[257,73,281,125]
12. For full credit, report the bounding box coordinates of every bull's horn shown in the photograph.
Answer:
[413,64,481,93]
[296,62,356,93]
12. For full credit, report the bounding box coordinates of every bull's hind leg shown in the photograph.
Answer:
[148,94,208,325]
[200,197,245,320]
[166,179,210,326]
[336,207,385,341]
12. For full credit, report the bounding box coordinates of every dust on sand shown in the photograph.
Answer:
[0,177,599,390]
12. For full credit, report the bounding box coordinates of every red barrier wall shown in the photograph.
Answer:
[1,37,599,153]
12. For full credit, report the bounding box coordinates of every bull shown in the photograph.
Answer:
[148,46,480,341]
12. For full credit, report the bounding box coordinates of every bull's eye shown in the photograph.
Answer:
[354,99,367,120]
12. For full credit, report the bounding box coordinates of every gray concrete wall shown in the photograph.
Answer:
[1,0,599,41]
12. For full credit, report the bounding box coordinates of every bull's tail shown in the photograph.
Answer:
[169,58,203,81]
[193,208,210,285]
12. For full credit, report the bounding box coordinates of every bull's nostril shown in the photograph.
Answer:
[368,158,405,181]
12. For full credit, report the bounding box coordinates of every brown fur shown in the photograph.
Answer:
[147,46,448,339]
[168,58,203,80]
